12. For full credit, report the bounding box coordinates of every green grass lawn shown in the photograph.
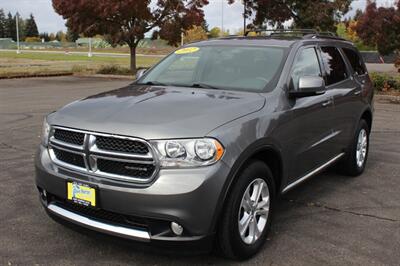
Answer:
[0,51,162,78]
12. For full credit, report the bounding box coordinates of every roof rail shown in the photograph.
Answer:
[244,28,346,41]
[245,28,317,36]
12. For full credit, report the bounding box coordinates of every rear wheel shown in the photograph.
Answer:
[218,160,275,260]
[339,119,370,176]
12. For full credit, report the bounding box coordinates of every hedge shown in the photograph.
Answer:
[370,72,400,92]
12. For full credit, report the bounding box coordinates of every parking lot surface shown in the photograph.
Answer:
[0,76,399,265]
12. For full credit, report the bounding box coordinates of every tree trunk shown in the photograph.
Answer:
[130,45,137,74]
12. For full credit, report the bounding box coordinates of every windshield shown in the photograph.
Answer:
[138,45,287,92]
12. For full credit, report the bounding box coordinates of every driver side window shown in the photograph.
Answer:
[291,47,322,91]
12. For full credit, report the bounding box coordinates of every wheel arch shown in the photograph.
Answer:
[361,108,373,133]
[211,139,284,232]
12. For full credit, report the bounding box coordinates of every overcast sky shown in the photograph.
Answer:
[0,0,396,34]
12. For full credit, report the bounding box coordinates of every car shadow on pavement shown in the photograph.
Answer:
[48,166,363,264]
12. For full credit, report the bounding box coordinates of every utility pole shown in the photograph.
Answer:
[88,37,93,57]
[181,31,184,46]
[221,0,224,37]
[16,13,20,54]
[243,0,247,35]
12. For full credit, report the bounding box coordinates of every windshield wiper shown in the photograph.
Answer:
[138,81,168,86]
[191,83,222,90]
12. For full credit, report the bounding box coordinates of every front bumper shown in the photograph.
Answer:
[35,145,230,243]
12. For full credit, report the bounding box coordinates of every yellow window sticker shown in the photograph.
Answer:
[175,47,200,55]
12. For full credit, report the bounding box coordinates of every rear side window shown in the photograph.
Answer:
[320,47,348,86]
[342,48,367,75]
[291,47,322,90]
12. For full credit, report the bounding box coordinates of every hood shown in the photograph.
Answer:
[48,84,265,139]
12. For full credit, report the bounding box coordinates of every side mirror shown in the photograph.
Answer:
[136,68,147,80]
[289,76,326,98]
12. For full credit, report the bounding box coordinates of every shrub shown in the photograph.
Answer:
[370,72,400,92]
[96,65,132,76]
[71,65,92,74]
[395,54,400,73]
[25,37,41,42]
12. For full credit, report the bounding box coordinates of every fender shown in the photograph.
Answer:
[353,106,373,136]
[209,138,284,232]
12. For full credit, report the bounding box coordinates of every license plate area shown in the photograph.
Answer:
[67,181,96,207]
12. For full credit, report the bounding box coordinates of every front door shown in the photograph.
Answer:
[286,46,338,182]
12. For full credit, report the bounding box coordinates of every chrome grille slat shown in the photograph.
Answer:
[48,127,158,184]
[90,146,153,160]
[50,137,84,151]
[52,147,86,168]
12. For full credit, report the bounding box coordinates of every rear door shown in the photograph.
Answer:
[319,46,365,150]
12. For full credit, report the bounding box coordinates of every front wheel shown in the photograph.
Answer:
[339,119,370,176]
[217,160,275,260]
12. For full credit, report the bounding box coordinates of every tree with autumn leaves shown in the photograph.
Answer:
[354,0,400,71]
[52,0,208,73]
[230,0,353,32]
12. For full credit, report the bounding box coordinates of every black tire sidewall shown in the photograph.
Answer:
[219,160,276,260]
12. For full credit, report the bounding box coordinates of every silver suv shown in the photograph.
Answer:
[36,30,374,259]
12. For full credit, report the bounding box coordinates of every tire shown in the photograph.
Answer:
[339,119,370,176]
[217,160,275,260]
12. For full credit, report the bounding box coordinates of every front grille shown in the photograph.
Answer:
[97,159,155,179]
[53,148,85,168]
[54,129,84,146]
[96,136,149,154]
[48,127,157,183]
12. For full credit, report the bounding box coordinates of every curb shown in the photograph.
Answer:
[0,72,73,80]
[75,74,135,80]
[375,94,400,104]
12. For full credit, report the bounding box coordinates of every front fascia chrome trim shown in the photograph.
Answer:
[91,145,153,160]
[282,153,345,193]
[47,204,150,241]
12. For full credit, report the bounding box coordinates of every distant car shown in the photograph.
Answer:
[36,30,374,259]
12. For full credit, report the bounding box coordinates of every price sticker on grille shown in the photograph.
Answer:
[67,182,96,207]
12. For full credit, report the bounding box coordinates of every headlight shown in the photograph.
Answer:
[41,118,50,146]
[165,140,186,158]
[151,138,224,168]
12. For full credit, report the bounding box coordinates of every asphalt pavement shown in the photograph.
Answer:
[0,76,399,265]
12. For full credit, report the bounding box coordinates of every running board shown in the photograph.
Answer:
[282,153,345,193]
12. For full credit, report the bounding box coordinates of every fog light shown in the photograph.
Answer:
[38,188,48,203]
[171,222,183,236]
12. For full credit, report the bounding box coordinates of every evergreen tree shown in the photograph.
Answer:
[25,13,39,37]
[66,28,79,42]
[39,32,50,42]
[0,9,6,38]
[5,12,16,40]
[15,13,26,41]
[55,31,66,42]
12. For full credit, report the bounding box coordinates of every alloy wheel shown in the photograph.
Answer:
[356,128,368,168]
[238,178,270,245]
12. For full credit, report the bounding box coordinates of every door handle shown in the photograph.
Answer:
[354,90,361,95]
[322,99,333,107]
